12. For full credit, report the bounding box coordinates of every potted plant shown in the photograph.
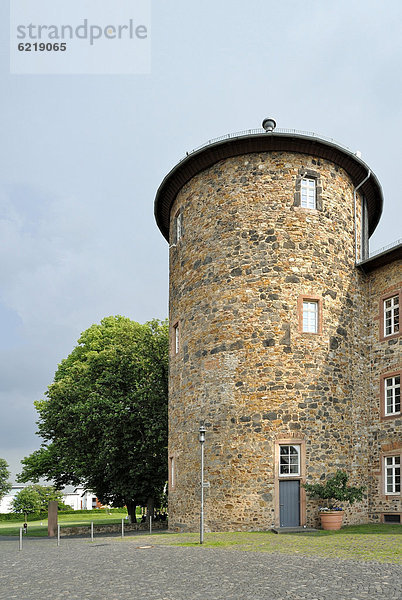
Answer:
[303,470,365,530]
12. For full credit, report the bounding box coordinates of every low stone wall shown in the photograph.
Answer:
[60,521,168,537]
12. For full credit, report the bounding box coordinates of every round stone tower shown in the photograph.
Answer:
[155,122,383,531]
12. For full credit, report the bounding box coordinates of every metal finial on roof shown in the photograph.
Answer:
[262,118,277,132]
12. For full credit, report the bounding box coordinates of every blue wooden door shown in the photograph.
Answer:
[279,480,300,527]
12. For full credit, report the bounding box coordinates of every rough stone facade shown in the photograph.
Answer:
[155,133,400,531]
[364,259,401,522]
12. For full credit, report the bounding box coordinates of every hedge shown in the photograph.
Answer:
[0,512,48,521]
[0,507,127,521]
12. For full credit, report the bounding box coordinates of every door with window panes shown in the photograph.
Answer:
[279,445,301,527]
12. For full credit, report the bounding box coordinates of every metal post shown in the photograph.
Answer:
[121,518,124,538]
[57,524,60,547]
[149,515,152,535]
[200,439,204,543]
[19,528,23,551]
[199,425,206,544]
[91,521,94,541]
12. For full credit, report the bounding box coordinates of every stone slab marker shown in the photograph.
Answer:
[48,500,58,537]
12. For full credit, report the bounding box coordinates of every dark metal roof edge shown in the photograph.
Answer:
[155,131,384,241]
[357,243,402,273]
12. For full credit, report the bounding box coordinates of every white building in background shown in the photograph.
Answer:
[1,485,102,513]
[0,486,26,513]
[63,486,101,510]
[0,485,103,514]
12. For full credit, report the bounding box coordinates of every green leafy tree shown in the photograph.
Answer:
[18,316,168,522]
[12,487,41,514]
[0,458,12,500]
[11,484,66,514]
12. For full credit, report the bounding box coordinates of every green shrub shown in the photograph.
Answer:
[303,470,365,509]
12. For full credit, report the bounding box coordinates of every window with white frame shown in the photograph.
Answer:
[385,456,401,494]
[300,178,316,209]
[279,445,300,476]
[385,376,401,416]
[302,300,318,333]
[384,295,399,336]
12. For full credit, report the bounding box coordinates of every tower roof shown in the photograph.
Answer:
[154,128,383,241]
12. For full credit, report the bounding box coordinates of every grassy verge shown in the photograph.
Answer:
[2,517,400,564]
[127,524,402,564]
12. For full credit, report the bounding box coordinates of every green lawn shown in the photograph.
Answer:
[0,510,129,537]
[2,516,400,563]
[128,524,402,564]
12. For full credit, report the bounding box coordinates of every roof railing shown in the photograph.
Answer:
[368,239,402,259]
[183,127,353,161]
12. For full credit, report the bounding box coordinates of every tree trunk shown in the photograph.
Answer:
[125,499,137,524]
[146,496,154,525]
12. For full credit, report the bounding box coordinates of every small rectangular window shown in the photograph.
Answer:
[169,456,175,490]
[385,376,400,416]
[384,295,399,336]
[383,514,401,523]
[385,456,401,494]
[303,300,318,333]
[175,212,183,243]
[173,322,179,354]
[279,445,300,476]
[294,169,321,210]
[300,178,316,209]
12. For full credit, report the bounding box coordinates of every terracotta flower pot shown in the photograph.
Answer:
[320,511,344,530]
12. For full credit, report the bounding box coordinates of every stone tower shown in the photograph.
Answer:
[155,122,400,531]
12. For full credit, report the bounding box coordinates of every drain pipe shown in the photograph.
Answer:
[353,169,371,263]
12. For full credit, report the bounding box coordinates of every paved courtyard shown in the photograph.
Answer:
[0,534,400,600]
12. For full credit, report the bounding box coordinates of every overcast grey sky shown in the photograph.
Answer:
[0,0,401,482]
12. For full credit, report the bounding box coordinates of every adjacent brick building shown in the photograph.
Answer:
[154,123,401,530]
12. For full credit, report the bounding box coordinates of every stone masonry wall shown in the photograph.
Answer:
[60,521,167,537]
[366,259,401,521]
[168,151,369,531]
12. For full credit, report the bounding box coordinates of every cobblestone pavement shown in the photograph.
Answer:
[0,535,400,600]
